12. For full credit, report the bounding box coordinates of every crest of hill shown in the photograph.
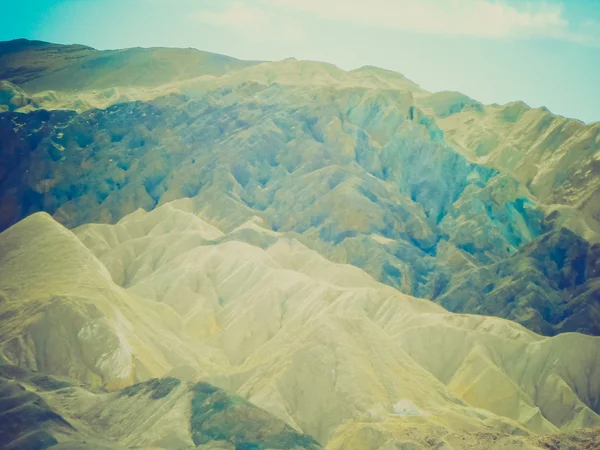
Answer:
[0,39,97,85]
[218,58,424,91]
[0,39,427,98]
[350,65,427,92]
[0,38,94,53]
[0,212,113,296]
[0,38,261,92]
[223,59,349,86]
[0,211,228,390]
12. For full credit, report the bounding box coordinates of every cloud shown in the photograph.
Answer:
[193,1,306,46]
[193,0,599,46]
[195,2,271,28]
[266,0,598,45]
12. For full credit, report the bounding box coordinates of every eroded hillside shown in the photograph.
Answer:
[0,41,598,334]
[0,205,599,448]
[1,38,600,450]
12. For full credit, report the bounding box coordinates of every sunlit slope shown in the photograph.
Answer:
[0,212,227,389]
[1,204,600,446]
[211,59,427,91]
[0,39,259,91]
[74,204,600,442]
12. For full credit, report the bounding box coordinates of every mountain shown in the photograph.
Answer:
[0,39,259,112]
[1,38,600,449]
[1,205,599,449]
[0,40,598,335]
[0,39,259,90]
[0,211,230,389]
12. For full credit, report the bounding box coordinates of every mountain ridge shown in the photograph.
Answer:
[1,39,600,448]
[4,38,599,123]
[0,40,598,336]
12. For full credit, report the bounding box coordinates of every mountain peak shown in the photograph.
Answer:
[352,64,405,75]
[0,38,96,53]
[349,64,425,92]
[0,38,52,53]
[1,37,600,450]
[0,212,114,294]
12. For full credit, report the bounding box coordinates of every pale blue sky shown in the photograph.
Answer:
[2,0,599,123]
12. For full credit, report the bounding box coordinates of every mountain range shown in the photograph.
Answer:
[0,39,599,449]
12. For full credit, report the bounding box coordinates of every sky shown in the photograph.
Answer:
[1,0,599,123]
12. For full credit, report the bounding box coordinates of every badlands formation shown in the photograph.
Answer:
[0,206,599,449]
[0,39,599,449]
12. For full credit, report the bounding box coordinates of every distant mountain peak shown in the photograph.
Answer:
[0,38,52,55]
[352,64,405,75]
[0,38,96,53]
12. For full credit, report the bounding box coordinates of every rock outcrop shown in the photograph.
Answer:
[0,365,321,449]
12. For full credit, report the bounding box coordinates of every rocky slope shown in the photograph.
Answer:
[436,100,600,230]
[0,40,598,334]
[2,364,599,450]
[0,366,76,450]
[0,365,321,450]
[0,205,599,448]
[1,38,600,449]
[0,211,225,389]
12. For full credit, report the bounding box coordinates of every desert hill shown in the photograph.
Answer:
[0,205,599,448]
[1,38,600,449]
[0,39,258,91]
[2,364,599,450]
[0,48,598,334]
